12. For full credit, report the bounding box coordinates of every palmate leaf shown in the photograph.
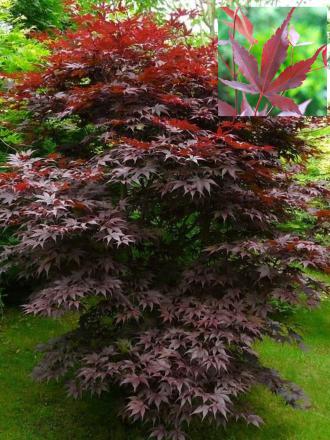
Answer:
[220,7,295,95]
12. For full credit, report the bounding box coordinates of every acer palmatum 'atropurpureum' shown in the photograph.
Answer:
[0,6,329,440]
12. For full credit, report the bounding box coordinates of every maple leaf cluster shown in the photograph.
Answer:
[0,4,217,157]
[0,6,329,440]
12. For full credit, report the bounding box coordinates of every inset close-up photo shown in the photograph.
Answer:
[218,6,328,116]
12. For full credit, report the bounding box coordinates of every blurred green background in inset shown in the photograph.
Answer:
[218,7,327,116]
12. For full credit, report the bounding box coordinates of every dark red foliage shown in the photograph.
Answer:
[0,7,329,440]
[1,5,217,157]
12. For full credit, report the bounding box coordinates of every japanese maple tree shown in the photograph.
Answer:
[218,6,327,116]
[0,5,329,440]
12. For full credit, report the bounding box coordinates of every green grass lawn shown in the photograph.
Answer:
[0,302,330,440]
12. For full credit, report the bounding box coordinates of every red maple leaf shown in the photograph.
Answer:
[219,7,326,115]
[14,181,30,192]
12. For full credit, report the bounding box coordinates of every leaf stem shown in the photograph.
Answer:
[218,51,234,76]
[254,93,263,116]
[232,7,239,113]
[0,137,18,152]
[266,105,273,116]
[309,66,325,72]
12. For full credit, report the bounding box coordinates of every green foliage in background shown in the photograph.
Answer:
[0,0,49,156]
[0,29,47,73]
[10,0,66,30]
[0,1,48,73]
[9,0,166,31]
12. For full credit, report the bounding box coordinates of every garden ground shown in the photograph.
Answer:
[0,297,330,440]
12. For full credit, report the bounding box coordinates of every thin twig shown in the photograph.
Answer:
[219,51,234,76]
[232,7,239,113]
[0,137,18,152]
[254,93,264,116]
